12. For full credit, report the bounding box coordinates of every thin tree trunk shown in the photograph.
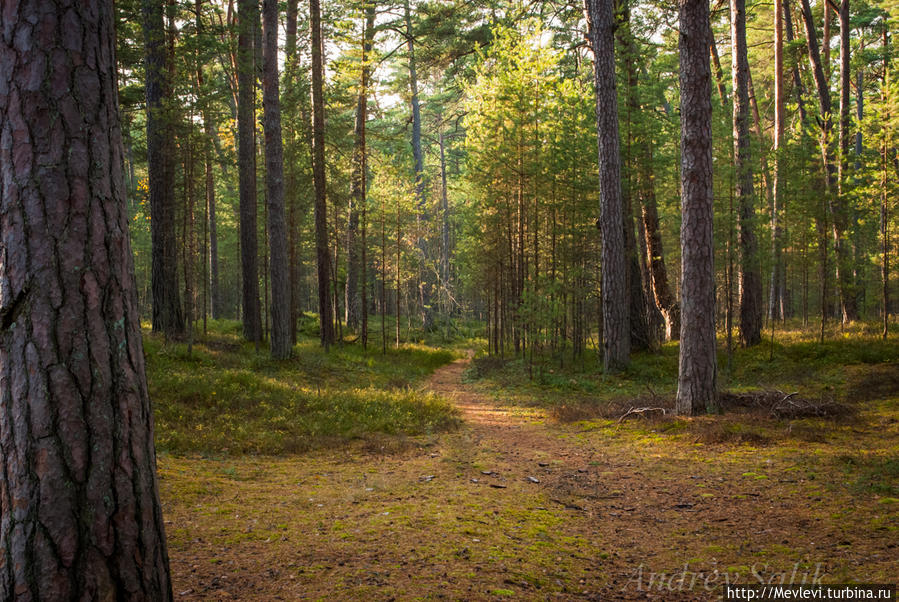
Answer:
[783,0,809,125]
[404,0,434,331]
[585,0,630,371]
[882,22,890,338]
[284,0,300,343]
[0,2,173,596]
[677,0,718,414]
[195,0,221,323]
[709,26,728,107]
[732,0,763,346]
[346,5,376,332]
[311,0,334,347]
[439,130,451,308]
[799,0,857,322]
[396,196,402,348]
[382,199,387,354]
[838,0,860,320]
[771,0,786,321]
[183,127,196,355]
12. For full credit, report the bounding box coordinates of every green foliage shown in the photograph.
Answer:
[146,322,461,454]
[464,321,899,406]
[837,454,899,496]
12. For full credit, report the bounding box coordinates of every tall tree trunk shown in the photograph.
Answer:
[837,0,860,321]
[311,0,335,347]
[0,1,173,596]
[194,0,222,323]
[284,0,300,343]
[238,0,261,342]
[183,129,197,354]
[403,0,434,331]
[732,0,763,346]
[771,0,786,321]
[617,0,655,352]
[882,22,890,338]
[586,0,630,371]
[263,0,292,358]
[346,5,376,331]
[439,130,452,306]
[145,0,184,336]
[677,0,718,414]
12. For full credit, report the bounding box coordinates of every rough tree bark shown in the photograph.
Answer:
[732,0,763,346]
[585,0,630,371]
[311,0,335,347]
[0,1,173,597]
[238,0,261,342]
[677,0,718,414]
[263,0,292,358]
[145,0,183,336]
[346,5,375,332]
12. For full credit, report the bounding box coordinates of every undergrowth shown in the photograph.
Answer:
[145,319,461,455]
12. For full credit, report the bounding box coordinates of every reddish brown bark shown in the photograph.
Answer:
[0,1,172,598]
[677,0,718,414]
[585,0,630,371]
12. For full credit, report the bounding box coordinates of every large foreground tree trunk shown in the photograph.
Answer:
[677,0,718,414]
[0,1,173,597]
[263,0,292,359]
[585,0,630,372]
[145,0,183,336]
[732,0,763,346]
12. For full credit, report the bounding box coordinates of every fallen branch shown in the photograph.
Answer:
[617,406,667,424]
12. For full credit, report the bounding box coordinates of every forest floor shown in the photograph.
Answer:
[159,337,899,601]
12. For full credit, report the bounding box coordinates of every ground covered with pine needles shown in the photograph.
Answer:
[150,322,898,600]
